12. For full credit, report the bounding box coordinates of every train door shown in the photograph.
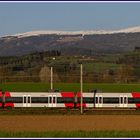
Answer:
[48,95,52,107]
[48,95,57,107]
[119,95,123,107]
[119,95,128,107]
[95,95,103,108]
[27,95,31,107]
[52,95,57,107]
[23,95,26,107]
[123,95,128,107]
[98,95,103,107]
[23,95,31,107]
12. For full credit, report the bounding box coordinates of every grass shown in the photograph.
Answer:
[0,82,140,92]
[0,130,140,137]
[83,62,120,72]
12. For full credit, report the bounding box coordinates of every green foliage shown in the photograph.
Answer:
[117,51,140,65]
[0,52,139,83]
[83,62,120,72]
[0,82,139,92]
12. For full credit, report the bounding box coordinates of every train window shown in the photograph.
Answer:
[5,97,23,103]
[77,98,83,103]
[31,97,48,103]
[128,98,140,103]
[103,98,119,104]
[57,97,74,103]
[0,97,2,102]
[77,98,94,103]
[83,97,94,103]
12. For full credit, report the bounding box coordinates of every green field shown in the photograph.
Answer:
[83,62,120,72]
[0,82,139,92]
[0,130,140,137]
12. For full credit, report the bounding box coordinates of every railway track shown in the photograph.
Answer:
[85,108,137,111]
[0,107,138,115]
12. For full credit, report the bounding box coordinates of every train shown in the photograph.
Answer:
[0,90,140,108]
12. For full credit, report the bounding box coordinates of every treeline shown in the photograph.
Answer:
[0,50,61,66]
[115,51,140,83]
[0,50,139,83]
[0,50,61,83]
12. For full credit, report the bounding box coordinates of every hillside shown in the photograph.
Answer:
[0,26,140,56]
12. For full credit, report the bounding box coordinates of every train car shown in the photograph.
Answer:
[1,91,75,108]
[77,92,140,108]
[0,91,140,108]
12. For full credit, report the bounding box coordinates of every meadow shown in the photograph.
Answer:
[83,62,120,72]
[0,82,139,92]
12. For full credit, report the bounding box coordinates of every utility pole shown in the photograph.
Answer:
[80,63,83,114]
[50,57,55,91]
[51,66,53,90]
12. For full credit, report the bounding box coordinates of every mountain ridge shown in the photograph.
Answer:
[2,26,140,38]
[0,26,140,56]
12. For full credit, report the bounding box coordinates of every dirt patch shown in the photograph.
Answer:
[0,115,140,132]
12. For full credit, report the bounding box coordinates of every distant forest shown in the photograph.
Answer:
[0,49,139,83]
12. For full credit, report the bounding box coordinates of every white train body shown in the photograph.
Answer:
[82,92,136,108]
[0,91,140,108]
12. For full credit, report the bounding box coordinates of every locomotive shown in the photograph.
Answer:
[0,90,140,108]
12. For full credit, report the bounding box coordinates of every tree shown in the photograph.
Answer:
[0,66,12,83]
[39,66,60,82]
[117,64,134,83]
[102,69,114,83]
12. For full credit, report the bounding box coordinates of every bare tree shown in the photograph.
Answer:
[39,66,60,82]
[117,64,134,83]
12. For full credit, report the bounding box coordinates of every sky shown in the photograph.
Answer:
[0,2,140,36]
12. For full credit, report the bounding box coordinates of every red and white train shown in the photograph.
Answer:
[0,91,140,108]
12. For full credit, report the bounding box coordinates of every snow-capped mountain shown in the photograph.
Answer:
[10,26,140,38]
[0,26,140,56]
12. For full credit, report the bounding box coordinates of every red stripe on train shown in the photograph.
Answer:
[61,92,74,107]
[64,103,74,107]
[77,92,81,98]
[4,92,14,107]
[76,103,86,108]
[61,92,74,97]
[132,92,140,107]
[0,92,2,107]
[77,92,86,108]
[132,92,140,98]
